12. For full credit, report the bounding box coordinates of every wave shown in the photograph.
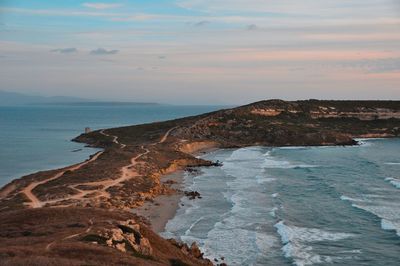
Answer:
[262,158,318,169]
[385,178,400,189]
[274,221,353,266]
[278,146,310,150]
[201,225,277,265]
[341,192,400,237]
[256,176,276,184]
[351,203,400,237]
[384,162,400,165]
[381,219,397,231]
[340,195,365,202]
[184,216,206,236]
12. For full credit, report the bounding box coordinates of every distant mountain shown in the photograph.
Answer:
[0,91,90,106]
[0,91,159,106]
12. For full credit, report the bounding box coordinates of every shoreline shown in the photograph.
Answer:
[0,146,102,189]
[1,100,400,265]
[133,170,186,233]
[132,145,220,234]
[130,137,396,237]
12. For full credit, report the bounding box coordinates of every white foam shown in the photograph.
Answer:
[274,221,354,266]
[340,195,364,202]
[381,219,397,231]
[270,207,279,218]
[341,249,362,254]
[354,138,383,141]
[341,192,400,237]
[351,203,400,237]
[278,146,309,150]
[262,158,318,169]
[384,162,400,165]
[201,225,277,265]
[256,176,276,184]
[184,216,205,236]
[272,193,279,198]
[385,177,400,189]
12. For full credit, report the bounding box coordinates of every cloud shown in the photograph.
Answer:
[90,48,119,55]
[82,3,122,10]
[194,20,210,27]
[0,7,117,17]
[246,24,258,31]
[51,48,78,54]
[344,58,400,73]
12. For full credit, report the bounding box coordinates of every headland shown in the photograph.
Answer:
[1,99,400,265]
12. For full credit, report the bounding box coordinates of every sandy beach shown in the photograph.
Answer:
[133,170,185,233]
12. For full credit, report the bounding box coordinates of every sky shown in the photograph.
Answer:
[0,0,399,104]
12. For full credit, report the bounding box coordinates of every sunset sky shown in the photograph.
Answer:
[0,0,399,104]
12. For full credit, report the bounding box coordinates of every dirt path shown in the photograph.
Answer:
[46,219,93,251]
[100,129,126,148]
[21,127,176,208]
[159,126,176,144]
[21,152,103,208]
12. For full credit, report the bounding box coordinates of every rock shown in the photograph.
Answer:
[180,244,189,255]
[184,190,201,200]
[97,219,153,257]
[138,237,153,256]
[190,242,202,258]
[212,160,223,166]
[104,228,124,246]
[118,220,140,233]
[115,242,126,253]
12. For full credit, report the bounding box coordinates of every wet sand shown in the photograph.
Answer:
[133,171,185,233]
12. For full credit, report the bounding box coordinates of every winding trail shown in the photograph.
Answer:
[100,129,126,149]
[21,152,104,208]
[159,127,177,144]
[20,126,177,208]
[46,219,93,251]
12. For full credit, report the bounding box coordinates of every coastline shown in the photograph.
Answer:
[0,141,101,189]
[1,100,400,265]
[134,171,185,233]
[133,145,220,234]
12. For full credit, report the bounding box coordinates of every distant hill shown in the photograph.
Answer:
[0,91,159,106]
[0,91,90,106]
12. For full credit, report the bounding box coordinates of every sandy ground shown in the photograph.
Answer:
[133,171,185,233]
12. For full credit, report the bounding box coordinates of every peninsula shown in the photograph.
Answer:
[1,100,400,265]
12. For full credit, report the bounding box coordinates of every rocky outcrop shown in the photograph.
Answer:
[177,140,219,154]
[309,107,400,120]
[184,191,202,200]
[168,238,211,264]
[93,219,153,256]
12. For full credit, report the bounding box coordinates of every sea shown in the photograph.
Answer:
[0,104,223,187]
[163,139,400,266]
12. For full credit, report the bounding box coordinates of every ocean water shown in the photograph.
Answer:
[0,104,223,187]
[163,139,400,266]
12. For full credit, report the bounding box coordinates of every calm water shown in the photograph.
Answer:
[163,139,400,266]
[0,104,223,187]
